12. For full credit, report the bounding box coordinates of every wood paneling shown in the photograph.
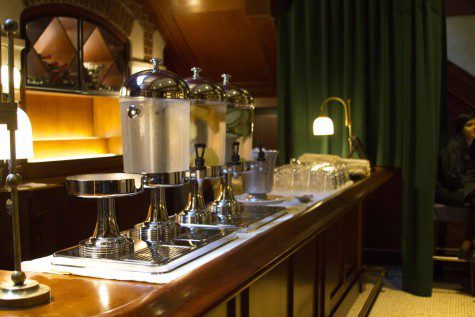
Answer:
[141,0,277,97]
[93,96,121,138]
[253,97,278,150]
[0,270,158,317]
[24,90,122,162]
[363,168,402,265]
[248,259,290,316]
[292,239,317,317]
[25,90,94,139]
[32,138,110,160]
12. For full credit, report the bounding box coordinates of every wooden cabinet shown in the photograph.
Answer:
[0,170,392,317]
[0,186,149,270]
[208,203,363,317]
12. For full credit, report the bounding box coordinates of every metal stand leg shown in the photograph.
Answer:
[137,186,181,242]
[79,197,134,258]
[210,171,243,221]
[176,178,216,224]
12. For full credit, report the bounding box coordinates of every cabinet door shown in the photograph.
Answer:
[323,220,343,315]
[323,205,362,316]
[0,192,30,270]
[28,188,62,258]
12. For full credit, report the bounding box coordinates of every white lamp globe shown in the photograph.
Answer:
[0,108,34,160]
[313,116,334,136]
[1,65,21,93]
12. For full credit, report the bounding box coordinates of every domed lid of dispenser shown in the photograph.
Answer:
[220,73,254,106]
[184,67,226,101]
[120,58,190,99]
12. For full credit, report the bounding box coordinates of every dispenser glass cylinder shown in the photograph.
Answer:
[120,97,190,174]
[225,104,254,163]
[190,100,227,167]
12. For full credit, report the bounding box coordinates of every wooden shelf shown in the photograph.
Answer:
[24,89,122,162]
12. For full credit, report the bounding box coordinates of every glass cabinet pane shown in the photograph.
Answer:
[25,16,127,93]
[26,17,79,90]
[82,21,126,92]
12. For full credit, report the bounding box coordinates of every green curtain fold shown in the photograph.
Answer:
[278,0,446,296]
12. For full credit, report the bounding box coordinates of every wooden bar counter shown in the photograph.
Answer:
[0,169,392,317]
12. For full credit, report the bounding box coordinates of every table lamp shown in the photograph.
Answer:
[0,18,51,308]
[313,97,368,159]
[313,97,353,152]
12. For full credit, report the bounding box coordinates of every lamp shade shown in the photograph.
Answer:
[1,65,21,93]
[313,116,334,135]
[0,108,34,159]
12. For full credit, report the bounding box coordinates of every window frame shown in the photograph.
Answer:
[20,4,130,95]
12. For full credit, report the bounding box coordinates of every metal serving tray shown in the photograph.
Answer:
[179,206,287,233]
[52,226,236,273]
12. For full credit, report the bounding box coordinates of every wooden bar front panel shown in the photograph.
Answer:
[0,170,391,317]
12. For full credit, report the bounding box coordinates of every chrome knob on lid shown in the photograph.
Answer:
[191,66,202,79]
[119,57,191,242]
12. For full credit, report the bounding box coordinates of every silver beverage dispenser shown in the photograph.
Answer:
[209,75,256,221]
[119,58,190,241]
[220,74,254,162]
[175,67,227,224]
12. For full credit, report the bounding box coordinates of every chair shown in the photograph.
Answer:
[433,203,475,295]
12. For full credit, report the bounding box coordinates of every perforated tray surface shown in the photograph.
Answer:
[52,226,236,273]
[179,205,287,232]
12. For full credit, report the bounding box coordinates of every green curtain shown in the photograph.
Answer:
[278,0,445,296]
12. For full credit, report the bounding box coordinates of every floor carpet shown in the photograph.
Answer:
[348,267,475,316]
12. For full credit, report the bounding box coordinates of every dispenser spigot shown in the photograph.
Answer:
[230,142,240,166]
[194,143,206,169]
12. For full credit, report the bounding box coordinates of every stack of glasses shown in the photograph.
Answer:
[273,159,351,193]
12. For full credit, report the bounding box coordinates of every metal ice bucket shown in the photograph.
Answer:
[242,149,278,197]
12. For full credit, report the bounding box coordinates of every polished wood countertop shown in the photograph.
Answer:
[0,169,392,316]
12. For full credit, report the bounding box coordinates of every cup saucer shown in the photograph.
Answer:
[235,194,286,205]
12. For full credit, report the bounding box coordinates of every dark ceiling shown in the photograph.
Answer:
[142,0,277,97]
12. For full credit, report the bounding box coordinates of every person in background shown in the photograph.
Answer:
[436,114,475,260]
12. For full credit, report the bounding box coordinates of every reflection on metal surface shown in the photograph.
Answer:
[66,174,143,258]
[52,226,236,273]
[120,58,189,99]
[66,173,143,198]
[242,149,278,200]
[180,205,287,233]
[98,284,110,310]
[210,170,243,221]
